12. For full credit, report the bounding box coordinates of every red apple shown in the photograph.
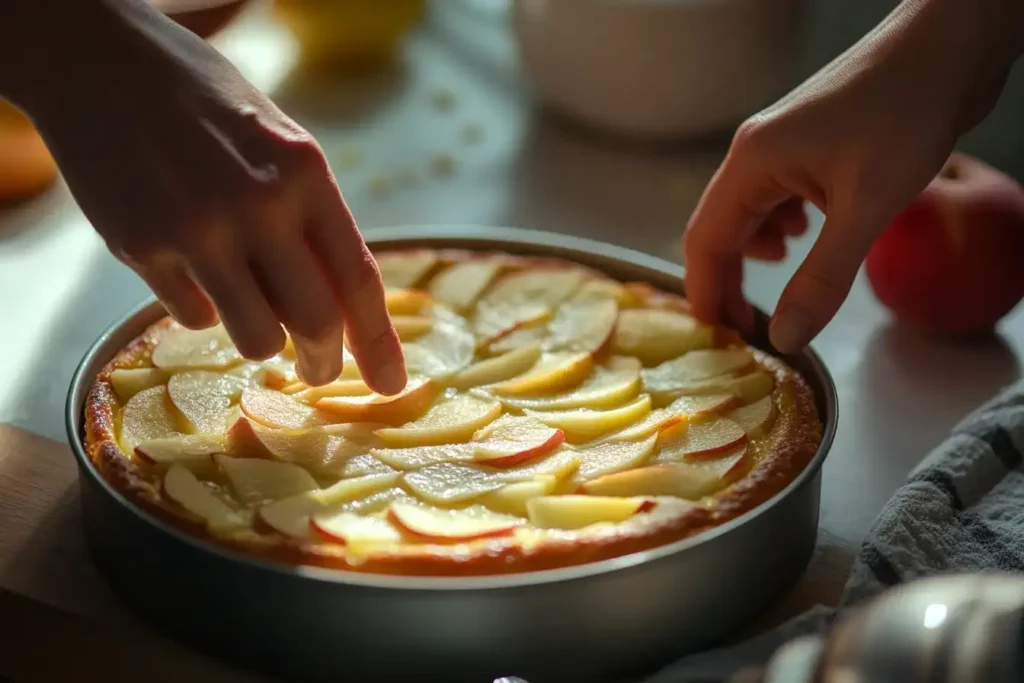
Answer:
[866,153,1024,336]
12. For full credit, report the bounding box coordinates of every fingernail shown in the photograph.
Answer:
[295,340,333,387]
[372,357,408,396]
[770,306,813,354]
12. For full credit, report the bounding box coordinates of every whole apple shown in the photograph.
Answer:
[865,153,1024,336]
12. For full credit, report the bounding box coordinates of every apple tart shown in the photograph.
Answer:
[84,249,822,576]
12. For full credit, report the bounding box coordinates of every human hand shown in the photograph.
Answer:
[14,1,405,392]
[683,0,1023,353]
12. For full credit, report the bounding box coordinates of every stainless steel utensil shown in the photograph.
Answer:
[65,226,839,683]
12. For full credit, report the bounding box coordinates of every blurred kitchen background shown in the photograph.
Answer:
[4,0,1024,261]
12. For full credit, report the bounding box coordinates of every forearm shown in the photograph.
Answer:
[0,1,173,119]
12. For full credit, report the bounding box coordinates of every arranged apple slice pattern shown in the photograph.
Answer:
[107,249,791,558]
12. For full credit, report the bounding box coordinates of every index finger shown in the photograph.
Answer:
[308,186,405,396]
[683,157,790,331]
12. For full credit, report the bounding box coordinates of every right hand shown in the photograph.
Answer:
[7,0,405,392]
[683,0,1023,353]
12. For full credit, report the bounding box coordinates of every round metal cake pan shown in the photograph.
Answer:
[65,226,838,683]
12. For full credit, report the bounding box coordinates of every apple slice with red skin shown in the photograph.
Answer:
[525,395,652,444]
[386,502,523,542]
[135,433,226,467]
[726,396,777,438]
[240,386,339,430]
[472,415,566,467]
[448,342,543,390]
[311,512,405,547]
[493,356,641,411]
[570,433,658,484]
[580,462,729,500]
[866,153,1024,336]
[490,351,593,396]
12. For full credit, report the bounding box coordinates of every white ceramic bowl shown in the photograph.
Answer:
[512,0,810,140]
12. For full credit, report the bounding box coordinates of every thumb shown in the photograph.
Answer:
[769,212,877,353]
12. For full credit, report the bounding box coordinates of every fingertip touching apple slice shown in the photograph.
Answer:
[387,502,523,542]
[163,464,249,533]
[109,367,168,401]
[135,433,225,467]
[315,376,439,426]
[472,415,566,467]
[427,258,505,312]
[726,396,777,438]
[214,454,319,505]
[448,342,543,390]
[119,385,184,453]
[375,394,503,447]
[657,418,748,460]
[377,250,440,289]
[152,324,242,371]
[640,349,755,395]
[612,308,714,367]
[490,351,593,396]
[167,370,246,435]
[526,495,652,530]
[525,395,651,444]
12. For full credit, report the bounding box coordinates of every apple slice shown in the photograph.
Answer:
[376,250,439,289]
[371,443,478,470]
[167,370,246,435]
[580,463,727,500]
[490,351,593,396]
[657,418,748,460]
[240,386,336,429]
[526,495,650,530]
[473,415,566,467]
[641,349,756,394]
[291,379,374,405]
[152,324,242,370]
[525,395,651,444]
[473,302,553,348]
[136,433,225,466]
[607,407,688,442]
[486,323,550,356]
[259,353,299,387]
[225,416,377,473]
[257,471,400,537]
[163,465,249,533]
[493,356,641,411]
[612,308,714,366]
[401,309,476,379]
[650,371,775,406]
[391,315,434,341]
[481,475,558,516]
[448,343,543,390]
[312,511,404,547]
[727,396,777,438]
[375,394,502,447]
[334,454,399,478]
[545,291,619,355]
[109,367,168,401]
[480,267,587,309]
[427,258,504,312]
[119,385,184,452]
[403,463,508,504]
[665,393,740,420]
[571,433,658,483]
[214,454,318,504]
[387,502,522,542]
[316,376,439,425]
[342,486,415,515]
[493,447,581,482]
[385,288,432,316]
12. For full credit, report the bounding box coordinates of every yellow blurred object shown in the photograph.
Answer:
[275,0,426,69]
[0,100,58,203]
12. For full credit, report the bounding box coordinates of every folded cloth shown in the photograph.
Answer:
[643,378,1024,683]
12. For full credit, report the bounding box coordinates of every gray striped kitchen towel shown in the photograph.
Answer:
[644,377,1024,683]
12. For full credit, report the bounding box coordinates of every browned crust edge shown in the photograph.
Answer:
[82,250,823,578]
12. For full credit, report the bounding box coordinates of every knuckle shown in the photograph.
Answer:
[730,113,775,158]
[292,307,343,345]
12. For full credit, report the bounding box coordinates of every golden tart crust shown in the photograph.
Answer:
[83,249,822,577]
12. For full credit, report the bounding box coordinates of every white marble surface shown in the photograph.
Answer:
[2,0,1024,614]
